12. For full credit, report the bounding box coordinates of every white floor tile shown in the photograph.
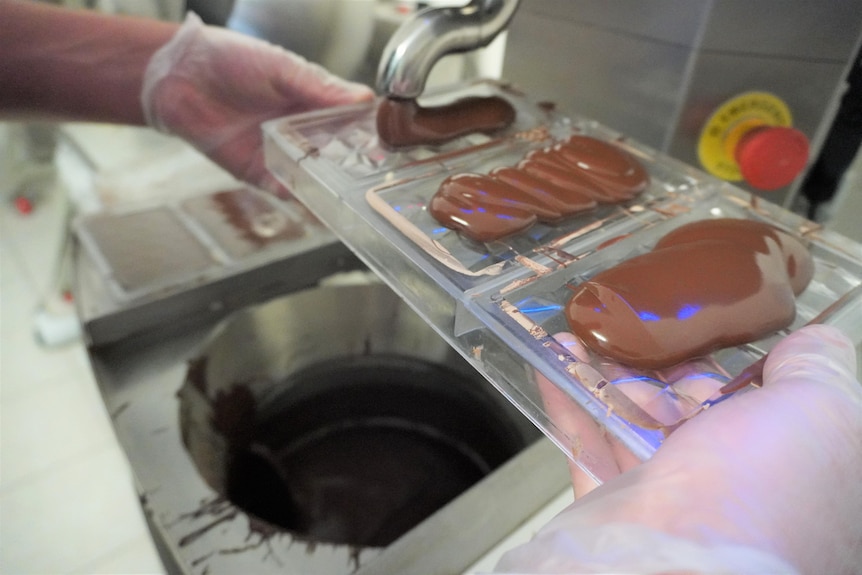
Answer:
[0,227,37,319]
[0,300,84,404]
[0,359,116,492]
[0,176,71,295]
[0,444,157,575]
[1,149,164,575]
[0,224,26,287]
[1,191,82,401]
[72,532,166,575]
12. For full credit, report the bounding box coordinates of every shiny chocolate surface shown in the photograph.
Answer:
[565,218,813,369]
[428,136,649,242]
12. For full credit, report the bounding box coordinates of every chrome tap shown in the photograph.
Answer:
[377,0,521,99]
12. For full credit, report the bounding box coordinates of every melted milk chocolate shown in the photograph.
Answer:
[524,139,646,203]
[428,136,649,242]
[520,157,618,203]
[437,173,566,222]
[377,96,516,148]
[653,217,814,295]
[429,180,538,243]
[556,137,649,200]
[565,218,813,369]
[491,167,597,217]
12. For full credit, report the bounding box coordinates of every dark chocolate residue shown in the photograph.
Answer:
[211,189,303,248]
[211,386,256,443]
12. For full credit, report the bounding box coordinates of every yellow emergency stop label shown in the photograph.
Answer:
[698,91,793,181]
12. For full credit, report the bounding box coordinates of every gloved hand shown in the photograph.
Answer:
[496,325,862,574]
[141,13,374,197]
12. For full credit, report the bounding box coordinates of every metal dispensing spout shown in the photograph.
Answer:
[377,0,522,99]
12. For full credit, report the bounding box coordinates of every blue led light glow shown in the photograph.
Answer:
[632,304,701,322]
[677,304,701,320]
[611,375,661,385]
[516,297,562,322]
[520,303,563,314]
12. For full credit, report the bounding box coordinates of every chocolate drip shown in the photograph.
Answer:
[376,96,516,148]
[565,218,813,369]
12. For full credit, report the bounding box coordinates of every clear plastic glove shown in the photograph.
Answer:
[496,325,862,574]
[141,13,374,197]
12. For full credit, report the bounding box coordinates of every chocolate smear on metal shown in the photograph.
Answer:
[211,189,303,248]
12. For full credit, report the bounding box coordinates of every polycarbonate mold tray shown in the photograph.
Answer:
[263,80,862,482]
[475,192,862,462]
[75,187,324,303]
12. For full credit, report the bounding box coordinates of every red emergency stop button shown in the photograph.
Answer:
[735,126,809,191]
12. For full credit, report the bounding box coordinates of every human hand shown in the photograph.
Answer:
[496,325,862,573]
[141,13,374,197]
[534,331,729,497]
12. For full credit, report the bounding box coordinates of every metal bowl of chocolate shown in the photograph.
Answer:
[178,279,538,550]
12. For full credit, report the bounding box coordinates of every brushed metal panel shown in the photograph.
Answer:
[701,0,862,60]
[515,0,709,46]
[503,9,693,147]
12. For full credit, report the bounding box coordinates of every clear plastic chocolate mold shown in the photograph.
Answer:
[263,80,862,485]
